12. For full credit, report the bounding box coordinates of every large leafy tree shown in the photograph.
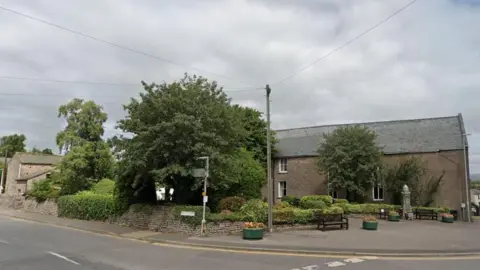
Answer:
[113,74,265,207]
[232,105,276,167]
[31,147,54,155]
[56,99,114,195]
[317,125,382,201]
[0,134,27,157]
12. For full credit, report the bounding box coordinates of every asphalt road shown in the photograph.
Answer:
[0,216,479,270]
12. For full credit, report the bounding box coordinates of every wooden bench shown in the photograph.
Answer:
[414,209,438,220]
[313,212,349,231]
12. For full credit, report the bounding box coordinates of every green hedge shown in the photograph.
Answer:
[280,195,297,205]
[218,196,246,212]
[300,195,333,206]
[300,200,326,209]
[57,194,119,221]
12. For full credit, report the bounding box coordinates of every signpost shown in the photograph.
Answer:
[196,156,209,236]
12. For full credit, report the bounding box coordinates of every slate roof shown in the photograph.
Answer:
[275,114,466,157]
[15,153,63,165]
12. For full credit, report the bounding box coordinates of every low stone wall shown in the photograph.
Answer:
[9,199,318,236]
[23,199,58,216]
[0,195,24,209]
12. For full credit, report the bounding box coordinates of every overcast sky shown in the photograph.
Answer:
[1,0,479,172]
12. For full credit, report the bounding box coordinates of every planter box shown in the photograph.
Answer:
[362,221,378,231]
[442,216,454,223]
[243,228,264,240]
[388,215,400,222]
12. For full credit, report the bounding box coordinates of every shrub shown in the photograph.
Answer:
[413,206,450,213]
[300,200,327,209]
[300,195,333,206]
[57,193,119,221]
[28,179,59,203]
[292,209,315,224]
[321,206,344,214]
[92,178,115,195]
[281,195,296,205]
[334,199,349,204]
[240,199,267,222]
[272,208,296,223]
[218,196,246,212]
[273,201,290,209]
[208,212,243,223]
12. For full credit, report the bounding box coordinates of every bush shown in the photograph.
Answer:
[208,212,243,223]
[28,179,59,203]
[292,209,315,224]
[240,199,267,222]
[92,178,115,195]
[273,208,296,223]
[218,196,246,212]
[57,193,119,221]
[300,200,327,209]
[281,195,296,205]
[273,201,290,209]
[300,195,333,207]
[334,199,349,204]
[413,206,450,213]
[320,206,344,214]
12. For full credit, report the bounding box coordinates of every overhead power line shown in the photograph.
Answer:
[0,5,257,87]
[271,0,419,86]
[0,76,263,93]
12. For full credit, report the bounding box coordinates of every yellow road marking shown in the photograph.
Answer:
[6,215,480,261]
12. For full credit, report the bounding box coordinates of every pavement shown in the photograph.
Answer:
[1,209,480,269]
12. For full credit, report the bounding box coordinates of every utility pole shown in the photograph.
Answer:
[197,156,209,235]
[1,150,7,194]
[463,133,471,222]
[266,84,273,232]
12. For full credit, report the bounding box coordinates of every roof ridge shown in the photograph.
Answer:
[275,115,459,132]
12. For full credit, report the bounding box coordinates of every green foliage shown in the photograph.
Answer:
[272,208,296,223]
[318,206,344,214]
[382,157,444,206]
[92,178,115,195]
[57,193,119,221]
[300,195,333,206]
[208,212,243,222]
[240,199,267,222]
[334,199,349,204]
[112,74,268,206]
[280,195,296,205]
[0,134,26,157]
[218,196,246,212]
[412,206,450,213]
[28,179,59,202]
[31,147,54,155]
[317,125,382,199]
[58,141,114,195]
[300,200,327,209]
[273,201,290,209]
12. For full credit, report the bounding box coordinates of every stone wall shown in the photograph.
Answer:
[23,199,58,216]
[5,199,316,236]
[0,195,25,210]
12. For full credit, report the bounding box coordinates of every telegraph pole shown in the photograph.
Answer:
[1,150,8,194]
[266,84,273,232]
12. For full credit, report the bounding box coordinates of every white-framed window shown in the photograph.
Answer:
[278,181,287,198]
[329,190,338,199]
[278,158,287,173]
[372,184,384,201]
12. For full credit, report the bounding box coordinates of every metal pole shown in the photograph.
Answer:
[1,150,8,194]
[266,84,273,232]
[463,134,471,222]
[201,156,209,235]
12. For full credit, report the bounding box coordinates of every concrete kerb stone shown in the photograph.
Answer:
[146,238,480,258]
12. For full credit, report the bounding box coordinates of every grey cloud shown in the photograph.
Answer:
[1,0,480,172]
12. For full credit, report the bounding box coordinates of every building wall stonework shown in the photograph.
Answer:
[270,150,466,211]
[23,198,58,216]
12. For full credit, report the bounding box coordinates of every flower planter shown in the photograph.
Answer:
[243,228,264,240]
[362,221,378,230]
[388,215,401,222]
[442,216,454,223]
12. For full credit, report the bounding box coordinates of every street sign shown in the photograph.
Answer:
[193,168,206,178]
[203,196,208,203]
[180,211,195,217]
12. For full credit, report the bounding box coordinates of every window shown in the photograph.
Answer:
[373,184,384,201]
[278,181,287,197]
[329,190,338,199]
[278,158,287,173]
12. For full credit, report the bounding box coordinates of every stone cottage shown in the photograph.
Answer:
[269,114,470,212]
[3,153,63,195]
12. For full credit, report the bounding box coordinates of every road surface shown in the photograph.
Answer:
[0,216,478,269]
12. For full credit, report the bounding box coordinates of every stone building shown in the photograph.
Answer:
[269,114,470,211]
[3,153,63,195]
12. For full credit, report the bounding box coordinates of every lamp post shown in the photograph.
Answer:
[463,133,471,222]
[197,156,209,235]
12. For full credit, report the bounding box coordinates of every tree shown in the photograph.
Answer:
[0,134,27,157]
[56,99,113,195]
[232,105,276,167]
[56,98,107,153]
[382,157,444,206]
[317,125,382,202]
[30,147,53,154]
[113,74,261,207]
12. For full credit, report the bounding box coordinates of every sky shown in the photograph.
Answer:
[1,0,479,171]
